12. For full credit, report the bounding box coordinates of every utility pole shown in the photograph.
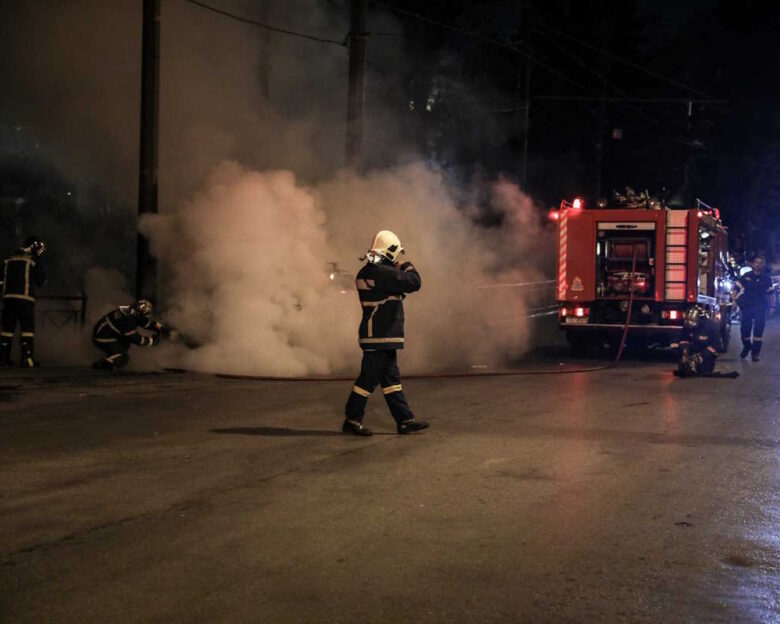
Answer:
[683,99,695,207]
[519,4,532,191]
[258,0,271,99]
[345,0,368,170]
[137,0,160,302]
[594,35,609,200]
[595,92,606,198]
[520,58,532,190]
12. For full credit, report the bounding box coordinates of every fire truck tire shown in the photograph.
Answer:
[597,337,618,359]
[566,331,591,357]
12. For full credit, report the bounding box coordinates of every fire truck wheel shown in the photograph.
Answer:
[566,331,591,357]
[597,338,618,360]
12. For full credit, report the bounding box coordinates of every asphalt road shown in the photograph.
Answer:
[1,325,779,623]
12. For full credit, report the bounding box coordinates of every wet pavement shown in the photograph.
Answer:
[1,324,779,623]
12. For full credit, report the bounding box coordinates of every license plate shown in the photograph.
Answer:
[565,317,588,325]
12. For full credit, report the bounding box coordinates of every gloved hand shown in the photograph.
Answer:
[158,326,179,341]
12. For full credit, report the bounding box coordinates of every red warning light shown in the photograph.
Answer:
[549,210,560,221]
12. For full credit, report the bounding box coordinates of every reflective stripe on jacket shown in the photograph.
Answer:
[679,318,722,360]
[356,260,421,350]
[2,251,46,302]
[92,306,160,347]
[736,271,774,309]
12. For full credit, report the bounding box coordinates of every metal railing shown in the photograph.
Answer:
[0,292,88,328]
[477,279,558,318]
[39,293,89,328]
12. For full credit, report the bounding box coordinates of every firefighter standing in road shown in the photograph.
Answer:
[0,236,47,367]
[675,306,724,377]
[92,300,169,371]
[343,231,429,436]
[735,256,774,361]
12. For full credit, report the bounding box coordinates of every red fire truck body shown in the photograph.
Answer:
[556,203,731,351]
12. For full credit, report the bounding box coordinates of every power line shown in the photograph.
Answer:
[529,24,708,139]
[370,0,599,96]
[533,18,717,100]
[621,124,700,148]
[370,1,700,146]
[185,0,346,46]
[532,96,728,104]
[187,0,708,148]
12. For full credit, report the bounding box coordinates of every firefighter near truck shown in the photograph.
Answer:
[554,195,732,355]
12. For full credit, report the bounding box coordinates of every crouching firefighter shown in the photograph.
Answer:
[0,236,47,367]
[91,300,169,371]
[343,231,430,436]
[674,306,738,379]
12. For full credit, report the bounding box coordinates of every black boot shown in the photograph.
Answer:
[342,419,373,436]
[92,358,117,372]
[0,341,12,367]
[19,355,39,368]
[397,420,430,434]
[19,342,39,368]
[740,344,751,359]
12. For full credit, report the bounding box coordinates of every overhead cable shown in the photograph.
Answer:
[186,0,346,46]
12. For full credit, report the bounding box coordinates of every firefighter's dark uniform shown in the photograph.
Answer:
[677,317,722,376]
[736,270,774,358]
[344,260,421,427]
[92,307,163,369]
[1,249,46,366]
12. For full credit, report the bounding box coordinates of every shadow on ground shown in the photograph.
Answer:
[212,426,343,437]
[211,426,397,437]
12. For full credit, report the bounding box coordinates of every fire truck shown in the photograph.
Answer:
[554,195,732,354]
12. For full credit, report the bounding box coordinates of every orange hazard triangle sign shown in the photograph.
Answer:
[571,277,583,291]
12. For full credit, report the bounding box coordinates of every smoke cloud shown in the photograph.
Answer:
[140,161,548,376]
[2,1,554,374]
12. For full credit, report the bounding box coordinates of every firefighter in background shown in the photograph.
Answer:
[92,300,169,371]
[735,255,774,361]
[342,231,429,436]
[675,306,738,378]
[0,236,47,367]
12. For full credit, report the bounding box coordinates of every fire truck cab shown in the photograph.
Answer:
[555,198,731,354]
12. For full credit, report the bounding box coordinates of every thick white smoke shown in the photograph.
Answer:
[140,161,548,376]
[3,1,554,374]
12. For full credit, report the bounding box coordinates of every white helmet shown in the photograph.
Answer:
[368,230,405,264]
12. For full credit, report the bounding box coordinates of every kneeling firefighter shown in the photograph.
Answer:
[675,306,737,378]
[92,300,170,371]
[1,235,47,367]
[343,231,429,436]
